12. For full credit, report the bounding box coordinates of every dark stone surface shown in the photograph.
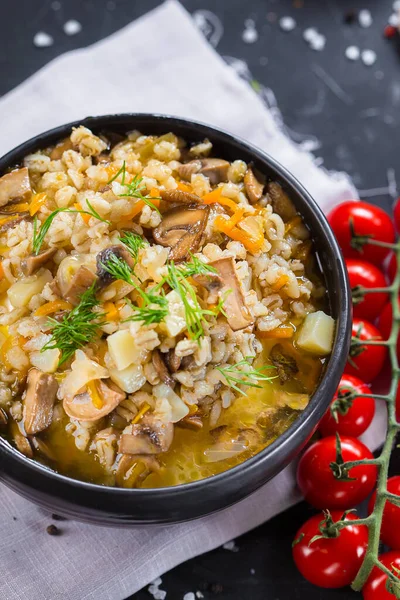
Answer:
[1,0,399,598]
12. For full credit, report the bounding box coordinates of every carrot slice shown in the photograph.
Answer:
[34,300,72,317]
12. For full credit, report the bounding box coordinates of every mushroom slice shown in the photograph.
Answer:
[178,159,230,185]
[63,379,125,422]
[116,453,162,488]
[177,415,203,431]
[244,166,265,204]
[21,247,57,276]
[119,415,173,455]
[160,189,201,204]
[50,138,73,160]
[14,431,33,458]
[207,257,253,331]
[0,213,30,233]
[152,350,175,387]
[267,182,297,221]
[64,265,97,305]
[0,167,32,207]
[153,204,209,260]
[96,245,135,288]
[164,348,181,373]
[23,369,58,436]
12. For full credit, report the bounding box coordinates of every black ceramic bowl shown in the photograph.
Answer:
[0,114,351,525]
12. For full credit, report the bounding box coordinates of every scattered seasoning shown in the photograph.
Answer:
[345,45,360,60]
[242,19,258,44]
[196,593,204,599]
[279,16,296,31]
[222,539,239,552]
[51,513,66,521]
[384,24,397,38]
[63,20,82,35]
[303,27,326,51]
[33,32,54,48]
[250,568,256,575]
[46,524,61,536]
[343,9,357,24]
[148,578,167,600]
[183,594,195,600]
[361,49,377,66]
[303,27,318,41]
[359,9,373,28]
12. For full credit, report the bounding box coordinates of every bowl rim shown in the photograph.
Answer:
[0,113,351,499]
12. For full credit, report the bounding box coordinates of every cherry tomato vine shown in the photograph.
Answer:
[296,204,400,597]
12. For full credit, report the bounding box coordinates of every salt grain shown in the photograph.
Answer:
[345,45,360,60]
[361,49,377,66]
[63,20,82,35]
[309,33,326,51]
[242,19,258,44]
[279,16,296,31]
[223,540,239,552]
[148,578,167,600]
[393,0,400,10]
[388,13,399,27]
[250,568,256,575]
[358,9,373,28]
[33,32,54,48]
[196,593,204,599]
[303,27,317,41]
[183,594,196,600]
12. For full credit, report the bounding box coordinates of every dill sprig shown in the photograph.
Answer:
[177,253,218,279]
[101,253,136,287]
[41,284,105,366]
[124,294,168,326]
[32,202,110,255]
[120,231,148,265]
[216,357,276,396]
[107,160,161,214]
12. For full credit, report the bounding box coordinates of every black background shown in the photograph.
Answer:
[1,1,399,598]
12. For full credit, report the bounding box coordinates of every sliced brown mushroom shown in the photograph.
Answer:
[0,167,32,207]
[119,415,173,455]
[50,138,73,160]
[244,166,265,204]
[63,379,125,422]
[64,265,97,305]
[0,213,30,233]
[116,453,162,488]
[160,189,201,204]
[153,204,209,261]
[178,158,230,185]
[14,431,33,458]
[0,407,7,427]
[177,415,203,431]
[96,245,135,288]
[164,348,181,373]
[21,247,57,276]
[267,182,297,222]
[23,369,58,436]
[152,350,175,387]
[204,257,253,331]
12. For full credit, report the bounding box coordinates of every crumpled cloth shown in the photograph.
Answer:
[0,2,384,599]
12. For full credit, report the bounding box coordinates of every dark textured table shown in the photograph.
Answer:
[2,1,399,598]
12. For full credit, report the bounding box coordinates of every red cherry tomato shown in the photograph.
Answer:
[327,201,395,266]
[363,551,400,600]
[297,435,378,510]
[293,510,369,588]
[368,477,400,550]
[394,198,400,234]
[345,319,386,383]
[387,253,397,283]
[319,374,375,438]
[346,259,388,320]
[377,300,400,362]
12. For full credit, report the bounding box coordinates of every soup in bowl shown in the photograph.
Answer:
[0,115,350,524]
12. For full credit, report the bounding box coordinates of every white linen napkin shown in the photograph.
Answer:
[0,2,385,599]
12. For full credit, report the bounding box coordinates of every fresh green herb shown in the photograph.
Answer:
[107,160,161,213]
[120,231,148,264]
[41,284,105,365]
[101,253,136,287]
[32,202,110,255]
[177,253,218,279]
[216,357,276,396]
[124,293,168,326]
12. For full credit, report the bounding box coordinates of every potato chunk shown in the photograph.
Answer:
[297,311,335,356]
